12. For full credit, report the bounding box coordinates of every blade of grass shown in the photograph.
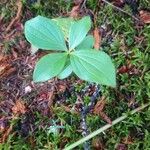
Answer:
[64,103,150,150]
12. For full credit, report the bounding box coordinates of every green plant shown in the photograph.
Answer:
[24,15,116,87]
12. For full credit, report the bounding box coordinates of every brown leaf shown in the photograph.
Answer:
[0,125,13,143]
[0,116,18,143]
[94,96,106,113]
[12,100,26,115]
[140,10,150,24]
[70,5,80,18]
[0,65,16,78]
[94,97,112,124]
[0,54,16,78]
[70,0,84,18]
[48,89,55,110]
[118,65,129,74]
[93,27,101,50]
[99,112,112,124]
[117,64,140,75]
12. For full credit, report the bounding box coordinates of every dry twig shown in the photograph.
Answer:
[6,1,22,32]
[93,27,101,50]
[101,0,139,21]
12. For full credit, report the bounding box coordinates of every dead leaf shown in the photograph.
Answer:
[94,96,106,112]
[99,112,112,124]
[48,89,55,107]
[94,97,112,124]
[0,54,16,78]
[70,5,80,18]
[0,64,16,78]
[117,64,140,75]
[0,125,13,143]
[0,116,18,143]
[70,0,84,18]
[118,65,129,74]
[139,10,150,24]
[12,100,26,115]
[93,27,101,50]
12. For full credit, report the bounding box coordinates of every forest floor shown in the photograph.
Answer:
[0,0,150,149]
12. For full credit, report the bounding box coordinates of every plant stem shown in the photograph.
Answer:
[64,103,150,150]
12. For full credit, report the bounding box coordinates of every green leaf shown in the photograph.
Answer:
[24,16,67,51]
[58,64,72,79]
[33,53,67,82]
[70,50,116,87]
[76,35,95,50]
[52,17,74,40]
[58,58,72,79]
[69,16,91,50]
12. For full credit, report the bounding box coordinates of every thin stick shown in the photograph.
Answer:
[64,103,150,150]
[80,0,87,9]
[101,0,139,21]
[6,1,22,32]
